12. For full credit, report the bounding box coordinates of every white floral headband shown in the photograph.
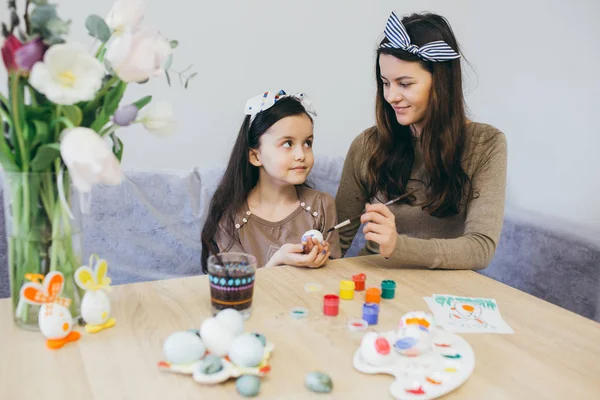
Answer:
[244,89,317,123]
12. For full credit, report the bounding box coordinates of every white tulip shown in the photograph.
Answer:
[105,0,146,33]
[140,101,175,135]
[29,44,105,105]
[60,128,124,193]
[105,27,171,83]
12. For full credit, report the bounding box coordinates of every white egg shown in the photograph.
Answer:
[38,304,72,340]
[215,308,244,337]
[81,290,111,326]
[394,325,432,357]
[163,331,206,365]
[302,229,323,244]
[359,332,394,366]
[200,317,235,356]
[228,333,265,367]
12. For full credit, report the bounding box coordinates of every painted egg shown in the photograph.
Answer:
[305,371,333,393]
[200,317,235,357]
[359,332,394,366]
[236,375,261,397]
[195,354,223,375]
[38,303,73,340]
[215,308,244,336]
[81,290,111,326]
[394,324,432,357]
[228,333,265,367]
[251,333,267,347]
[163,331,206,365]
[302,229,324,244]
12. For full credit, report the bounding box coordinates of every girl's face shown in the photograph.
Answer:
[379,53,432,133]
[249,114,314,186]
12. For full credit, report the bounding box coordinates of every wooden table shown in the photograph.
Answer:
[1,256,599,399]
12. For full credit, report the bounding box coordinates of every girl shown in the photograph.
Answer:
[201,90,341,272]
[336,12,507,270]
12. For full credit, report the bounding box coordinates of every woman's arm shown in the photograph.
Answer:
[335,132,371,256]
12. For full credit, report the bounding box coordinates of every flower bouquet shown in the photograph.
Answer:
[0,0,191,329]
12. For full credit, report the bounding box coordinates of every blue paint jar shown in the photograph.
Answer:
[362,302,380,325]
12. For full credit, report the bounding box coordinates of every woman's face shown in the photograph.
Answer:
[379,53,432,134]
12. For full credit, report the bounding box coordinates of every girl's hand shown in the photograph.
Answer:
[271,241,330,268]
[361,203,397,258]
[302,236,324,255]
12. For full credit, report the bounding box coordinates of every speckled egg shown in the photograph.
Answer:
[215,308,245,336]
[200,317,235,357]
[228,333,265,367]
[251,333,267,347]
[195,354,223,375]
[236,375,261,397]
[163,331,206,365]
[305,371,333,393]
[359,332,394,366]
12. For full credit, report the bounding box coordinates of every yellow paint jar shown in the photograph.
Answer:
[339,280,355,300]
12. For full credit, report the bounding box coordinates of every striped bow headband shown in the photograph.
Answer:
[380,11,460,62]
[244,90,317,123]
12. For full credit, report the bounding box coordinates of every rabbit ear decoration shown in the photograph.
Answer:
[94,259,111,288]
[75,254,112,291]
[75,266,95,290]
[20,271,66,305]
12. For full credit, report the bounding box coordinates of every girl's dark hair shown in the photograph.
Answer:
[201,96,313,272]
[369,12,474,217]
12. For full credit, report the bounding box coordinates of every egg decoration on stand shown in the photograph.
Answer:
[157,308,274,397]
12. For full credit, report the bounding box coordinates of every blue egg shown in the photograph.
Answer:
[305,371,333,393]
[236,375,261,397]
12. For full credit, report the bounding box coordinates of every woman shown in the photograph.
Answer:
[335,11,507,270]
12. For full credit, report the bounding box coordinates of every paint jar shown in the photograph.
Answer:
[381,280,396,299]
[323,294,340,316]
[365,287,381,304]
[352,273,366,291]
[362,303,380,325]
[339,280,355,300]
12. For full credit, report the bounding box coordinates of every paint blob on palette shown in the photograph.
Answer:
[353,312,475,400]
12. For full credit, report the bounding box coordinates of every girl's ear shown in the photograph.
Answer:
[249,148,262,167]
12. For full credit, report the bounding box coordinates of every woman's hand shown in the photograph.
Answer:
[361,203,397,258]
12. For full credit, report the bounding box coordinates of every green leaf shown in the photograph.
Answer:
[62,105,83,126]
[32,0,49,5]
[133,96,152,110]
[90,81,127,132]
[85,15,111,43]
[169,40,179,49]
[30,143,61,172]
[164,54,173,71]
[184,72,197,89]
[30,5,58,30]
[111,134,124,161]
[31,120,50,145]
[0,150,18,172]
[165,71,171,87]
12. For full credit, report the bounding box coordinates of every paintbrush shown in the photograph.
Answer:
[325,189,418,234]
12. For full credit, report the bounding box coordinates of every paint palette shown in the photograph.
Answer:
[353,329,475,400]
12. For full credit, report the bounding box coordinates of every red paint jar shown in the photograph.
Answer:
[352,273,366,291]
[323,294,340,316]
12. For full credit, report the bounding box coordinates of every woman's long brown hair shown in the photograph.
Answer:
[368,13,474,217]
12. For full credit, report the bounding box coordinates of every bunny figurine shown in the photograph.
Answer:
[20,271,81,349]
[75,254,116,334]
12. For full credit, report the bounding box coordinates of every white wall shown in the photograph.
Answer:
[3,0,600,243]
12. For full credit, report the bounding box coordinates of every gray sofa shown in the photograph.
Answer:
[1,156,599,322]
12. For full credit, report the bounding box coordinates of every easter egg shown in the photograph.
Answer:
[215,308,244,337]
[236,375,261,397]
[81,290,111,326]
[200,317,235,356]
[228,333,265,367]
[196,354,223,375]
[305,371,333,393]
[38,303,73,340]
[302,229,323,244]
[163,331,206,365]
[251,333,267,347]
